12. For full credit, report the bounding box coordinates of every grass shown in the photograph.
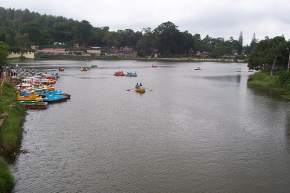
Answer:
[0,158,14,193]
[0,82,26,157]
[0,82,26,193]
[248,72,290,99]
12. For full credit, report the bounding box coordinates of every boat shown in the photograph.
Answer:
[194,67,201,70]
[91,64,98,68]
[43,94,67,103]
[46,90,70,99]
[152,64,158,68]
[59,67,65,72]
[19,101,48,110]
[17,91,43,102]
[126,71,137,77]
[114,70,125,76]
[80,67,88,71]
[46,90,64,95]
[135,87,146,94]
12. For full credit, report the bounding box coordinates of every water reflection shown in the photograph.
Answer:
[203,74,241,83]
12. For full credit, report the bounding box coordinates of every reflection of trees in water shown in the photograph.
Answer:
[285,114,290,138]
[248,86,288,101]
[204,75,241,83]
[284,113,290,152]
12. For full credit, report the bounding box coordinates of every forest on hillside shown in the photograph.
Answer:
[0,7,252,57]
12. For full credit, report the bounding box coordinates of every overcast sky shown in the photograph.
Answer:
[1,0,290,44]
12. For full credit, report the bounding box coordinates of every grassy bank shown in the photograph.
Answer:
[0,81,26,193]
[0,158,14,193]
[248,72,290,99]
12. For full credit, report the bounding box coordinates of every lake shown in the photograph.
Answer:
[12,60,290,193]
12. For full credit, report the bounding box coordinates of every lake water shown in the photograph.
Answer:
[12,60,290,193]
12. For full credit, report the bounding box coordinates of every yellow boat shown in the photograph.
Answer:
[135,87,145,94]
[17,91,43,101]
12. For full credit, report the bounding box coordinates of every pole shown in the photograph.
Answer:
[288,51,290,71]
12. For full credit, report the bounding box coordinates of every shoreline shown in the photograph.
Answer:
[248,72,290,100]
[10,55,247,63]
[0,81,26,193]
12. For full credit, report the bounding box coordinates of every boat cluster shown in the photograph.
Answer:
[16,72,70,110]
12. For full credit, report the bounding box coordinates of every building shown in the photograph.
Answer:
[37,48,66,55]
[31,45,39,51]
[109,47,137,57]
[7,52,35,59]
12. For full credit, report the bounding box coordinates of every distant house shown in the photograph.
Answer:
[109,47,137,57]
[37,48,66,55]
[31,45,39,51]
[87,47,102,56]
[53,42,65,46]
[195,51,209,58]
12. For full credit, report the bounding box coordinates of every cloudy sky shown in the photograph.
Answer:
[1,0,290,44]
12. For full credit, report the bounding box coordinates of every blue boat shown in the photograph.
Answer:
[43,94,67,103]
[126,71,137,77]
[46,90,64,95]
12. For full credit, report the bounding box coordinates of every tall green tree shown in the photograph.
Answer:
[0,41,9,68]
[248,36,289,74]
[153,21,182,56]
[15,33,30,52]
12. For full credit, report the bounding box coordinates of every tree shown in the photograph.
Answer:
[153,21,181,56]
[0,41,9,68]
[248,36,289,74]
[15,33,30,52]
[136,29,157,56]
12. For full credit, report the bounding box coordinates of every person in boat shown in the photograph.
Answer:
[135,83,139,88]
[139,83,143,87]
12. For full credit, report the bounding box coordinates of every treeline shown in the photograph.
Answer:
[0,7,247,57]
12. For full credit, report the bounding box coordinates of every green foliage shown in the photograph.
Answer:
[248,71,290,100]
[248,36,289,71]
[0,41,8,67]
[276,71,290,90]
[248,72,278,88]
[0,82,26,157]
[0,158,14,193]
[0,7,245,58]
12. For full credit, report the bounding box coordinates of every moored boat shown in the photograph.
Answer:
[43,94,67,103]
[17,91,43,102]
[19,101,48,110]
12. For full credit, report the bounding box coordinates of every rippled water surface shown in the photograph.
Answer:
[12,60,290,193]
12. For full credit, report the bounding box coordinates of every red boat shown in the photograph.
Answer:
[152,64,158,68]
[114,70,125,76]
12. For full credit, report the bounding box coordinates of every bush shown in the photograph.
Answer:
[276,71,290,90]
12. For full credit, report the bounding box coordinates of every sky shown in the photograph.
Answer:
[1,0,290,44]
